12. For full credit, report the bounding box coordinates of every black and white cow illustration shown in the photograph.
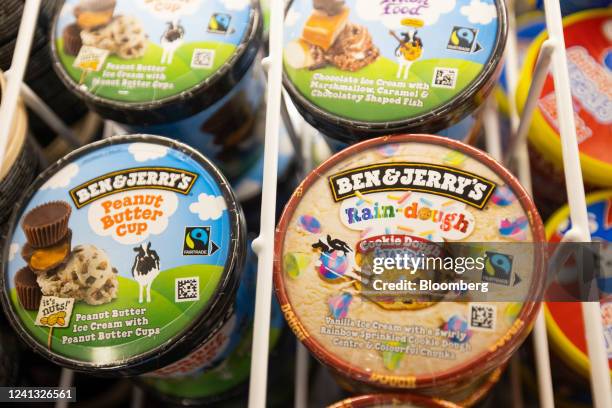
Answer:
[161,21,185,64]
[132,242,161,303]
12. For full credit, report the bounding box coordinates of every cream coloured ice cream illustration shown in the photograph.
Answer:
[37,245,119,306]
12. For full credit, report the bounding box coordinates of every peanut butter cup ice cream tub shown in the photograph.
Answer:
[1,135,249,376]
[51,0,265,180]
[283,0,507,142]
[274,135,544,391]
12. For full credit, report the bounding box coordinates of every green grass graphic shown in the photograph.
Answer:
[56,40,237,103]
[11,264,223,362]
[285,56,483,122]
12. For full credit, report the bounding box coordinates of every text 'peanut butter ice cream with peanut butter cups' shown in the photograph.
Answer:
[51,0,265,180]
[283,0,507,143]
[1,135,249,376]
[274,135,545,391]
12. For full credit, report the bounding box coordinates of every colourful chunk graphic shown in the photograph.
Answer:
[318,251,349,281]
[492,185,516,207]
[284,252,312,279]
[381,341,407,371]
[298,215,321,233]
[328,292,353,319]
[499,216,529,241]
[442,315,472,344]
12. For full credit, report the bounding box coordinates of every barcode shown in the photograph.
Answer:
[176,277,200,302]
[432,67,458,89]
[469,303,496,331]
[191,49,215,69]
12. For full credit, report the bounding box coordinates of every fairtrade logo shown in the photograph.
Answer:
[482,251,516,286]
[447,26,481,53]
[183,227,219,256]
[208,13,232,34]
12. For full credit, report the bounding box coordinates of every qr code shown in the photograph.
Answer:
[469,303,496,331]
[432,67,458,89]
[191,49,215,69]
[175,277,200,302]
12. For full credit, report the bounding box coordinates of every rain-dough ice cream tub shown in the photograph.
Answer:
[516,9,612,211]
[274,135,545,391]
[283,0,507,143]
[51,0,264,180]
[544,190,612,381]
[1,135,248,376]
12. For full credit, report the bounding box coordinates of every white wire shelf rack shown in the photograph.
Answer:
[0,1,609,407]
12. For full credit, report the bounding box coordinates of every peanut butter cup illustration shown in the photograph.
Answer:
[19,201,118,306]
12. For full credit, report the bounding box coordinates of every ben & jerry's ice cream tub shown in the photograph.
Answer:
[516,9,612,210]
[544,190,612,381]
[323,109,485,153]
[283,0,507,142]
[328,393,461,408]
[138,238,285,405]
[0,70,37,229]
[51,0,264,180]
[274,135,545,391]
[1,135,248,376]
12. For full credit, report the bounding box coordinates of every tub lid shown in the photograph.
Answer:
[51,0,261,124]
[545,190,612,379]
[1,135,246,375]
[517,9,612,187]
[283,0,507,142]
[274,135,545,389]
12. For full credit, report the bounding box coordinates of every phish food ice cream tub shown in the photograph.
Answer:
[0,135,248,376]
[51,0,264,180]
[283,0,507,142]
[545,190,612,380]
[517,9,612,190]
[274,135,545,390]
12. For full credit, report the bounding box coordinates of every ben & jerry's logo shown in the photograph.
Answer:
[328,163,496,209]
[70,167,197,208]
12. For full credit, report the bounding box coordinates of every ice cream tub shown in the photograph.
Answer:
[544,190,612,380]
[283,0,507,143]
[517,9,612,189]
[137,237,285,405]
[0,71,38,228]
[535,0,611,16]
[1,135,248,376]
[328,393,461,408]
[274,135,545,390]
[51,0,264,180]
[323,109,484,153]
